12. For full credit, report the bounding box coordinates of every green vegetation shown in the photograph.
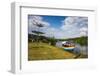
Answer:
[28,34,57,46]
[56,36,88,46]
[67,36,88,46]
[28,15,88,60]
[47,37,57,46]
[28,42,76,60]
[28,34,88,60]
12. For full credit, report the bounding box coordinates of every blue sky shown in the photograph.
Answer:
[28,15,88,39]
[41,16,66,29]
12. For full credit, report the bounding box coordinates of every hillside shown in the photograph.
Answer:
[67,36,88,46]
[56,36,88,46]
[28,42,76,60]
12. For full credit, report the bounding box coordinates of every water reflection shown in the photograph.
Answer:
[56,41,88,55]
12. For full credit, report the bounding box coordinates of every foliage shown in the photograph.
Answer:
[48,37,57,46]
[67,36,88,46]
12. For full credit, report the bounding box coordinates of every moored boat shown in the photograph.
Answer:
[62,41,75,51]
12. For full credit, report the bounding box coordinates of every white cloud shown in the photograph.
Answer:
[28,16,88,39]
[80,27,88,36]
[44,28,66,39]
[30,16,50,27]
[61,16,88,38]
[28,15,50,34]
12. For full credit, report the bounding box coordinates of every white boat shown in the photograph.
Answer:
[62,41,75,51]
[63,47,75,51]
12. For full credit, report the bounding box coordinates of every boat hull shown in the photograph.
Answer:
[63,47,75,51]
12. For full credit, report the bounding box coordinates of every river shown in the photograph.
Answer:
[56,41,88,55]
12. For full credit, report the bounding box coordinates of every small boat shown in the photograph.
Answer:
[62,41,75,51]
[63,47,75,51]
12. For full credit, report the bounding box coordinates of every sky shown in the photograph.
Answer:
[28,15,88,39]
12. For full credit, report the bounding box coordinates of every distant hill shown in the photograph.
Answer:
[56,36,88,46]
[66,36,88,46]
[28,34,88,46]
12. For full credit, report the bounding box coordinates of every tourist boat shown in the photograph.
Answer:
[62,41,75,51]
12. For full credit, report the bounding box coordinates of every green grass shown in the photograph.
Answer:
[28,42,76,61]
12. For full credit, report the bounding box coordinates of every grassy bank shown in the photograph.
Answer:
[28,42,76,60]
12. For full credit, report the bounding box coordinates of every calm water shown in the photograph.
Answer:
[56,41,88,55]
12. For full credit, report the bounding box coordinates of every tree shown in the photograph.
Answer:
[32,30,44,42]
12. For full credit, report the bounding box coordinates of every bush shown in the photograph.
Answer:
[48,37,57,46]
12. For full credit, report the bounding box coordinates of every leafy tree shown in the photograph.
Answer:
[48,36,57,46]
[32,30,44,42]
